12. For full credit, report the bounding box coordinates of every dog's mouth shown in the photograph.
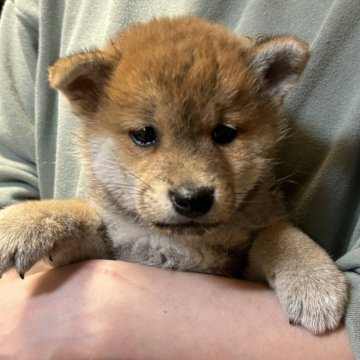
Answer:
[153,221,220,235]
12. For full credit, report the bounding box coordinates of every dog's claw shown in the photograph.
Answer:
[19,272,25,280]
[49,254,53,262]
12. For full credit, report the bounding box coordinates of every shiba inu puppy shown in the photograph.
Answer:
[0,17,348,334]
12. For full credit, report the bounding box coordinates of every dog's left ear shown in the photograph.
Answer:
[49,50,117,119]
[250,36,310,105]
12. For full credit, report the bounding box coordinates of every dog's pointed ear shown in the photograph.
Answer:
[250,36,310,105]
[49,50,117,118]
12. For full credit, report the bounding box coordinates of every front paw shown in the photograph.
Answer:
[0,201,71,278]
[275,266,348,334]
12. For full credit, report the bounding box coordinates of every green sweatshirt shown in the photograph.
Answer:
[0,0,359,356]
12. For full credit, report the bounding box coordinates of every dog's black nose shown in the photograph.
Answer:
[169,186,214,218]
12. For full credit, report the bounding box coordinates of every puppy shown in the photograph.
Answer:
[0,17,348,334]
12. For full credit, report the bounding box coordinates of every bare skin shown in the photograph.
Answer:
[0,260,354,359]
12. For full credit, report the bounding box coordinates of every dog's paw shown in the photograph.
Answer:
[0,201,75,278]
[274,266,348,334]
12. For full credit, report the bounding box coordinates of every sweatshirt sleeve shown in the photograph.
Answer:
[0,0,39,207]
[337,230,360,356]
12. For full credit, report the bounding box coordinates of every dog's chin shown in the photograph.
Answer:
[152,221,221,236]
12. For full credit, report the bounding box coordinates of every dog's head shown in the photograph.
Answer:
[49,17,309,235]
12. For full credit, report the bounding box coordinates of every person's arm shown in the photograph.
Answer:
[0,0,39,207]
[0,260,354,359]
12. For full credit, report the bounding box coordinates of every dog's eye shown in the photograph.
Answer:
[129,126,158,147]
[212,124,237,145]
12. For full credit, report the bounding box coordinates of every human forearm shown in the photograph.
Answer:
[0,260,354,359]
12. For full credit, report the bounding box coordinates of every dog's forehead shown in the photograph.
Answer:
[108,17,252,97]
[103,18,258,131]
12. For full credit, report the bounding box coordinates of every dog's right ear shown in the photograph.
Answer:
[49,51,117,119]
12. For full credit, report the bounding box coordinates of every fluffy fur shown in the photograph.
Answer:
[0,17,348,334]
